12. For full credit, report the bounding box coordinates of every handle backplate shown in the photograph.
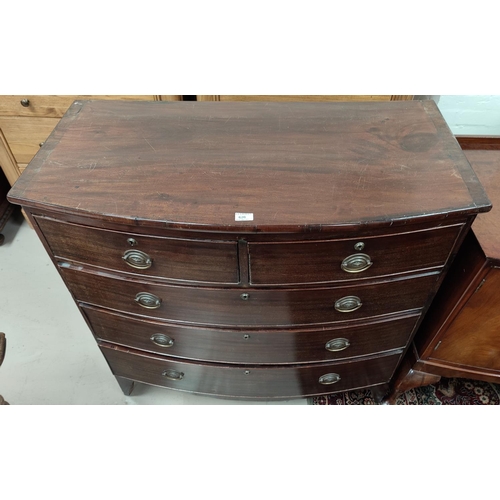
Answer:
[334,296,362,313]
[135,292,162,309]
[319,373,341,385]
[150,333,174,347]
[162,369,184,381]
[341,253,373,273]
[123,249,153,269]
[325,338,350,352]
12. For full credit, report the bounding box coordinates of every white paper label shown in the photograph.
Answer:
[235,212,254,221]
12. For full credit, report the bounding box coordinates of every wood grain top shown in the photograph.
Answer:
[462,149,500,261]
[8,100,491,232]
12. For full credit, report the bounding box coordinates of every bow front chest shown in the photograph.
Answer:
[8,100,491,401]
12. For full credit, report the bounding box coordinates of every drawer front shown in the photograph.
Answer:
[100,344,402,399]
[37,216,239,284]
[249,224,462,285]
[61,266,436,327]
[0,116,60,164]
[0,95,158,118]
[83,305,420,364]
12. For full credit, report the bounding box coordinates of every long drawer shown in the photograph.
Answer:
[83,305,420,364]
[37,216,239,284]
[249,224,462,285]
[100,343,403,399]
[61,266,436,327]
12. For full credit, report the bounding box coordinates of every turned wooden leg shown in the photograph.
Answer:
[384,368,441,404]
[116,376,135,396]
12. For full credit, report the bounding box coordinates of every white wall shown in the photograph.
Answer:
[436,95,500,135]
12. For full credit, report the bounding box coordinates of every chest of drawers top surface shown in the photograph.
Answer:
[462,149,500,262]
[8,100,490,231]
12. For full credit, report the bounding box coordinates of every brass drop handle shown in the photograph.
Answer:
[334,296,362,313]
[123,249,153,269]
[20,98,30,107]
[325,338,350,352]
[162,369,184,381]
[319,373,341,385]
[135,292,162,309]
[341,253,373,273]
[150,333,174,347]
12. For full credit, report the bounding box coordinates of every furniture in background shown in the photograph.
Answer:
[8,100,490,401]
[0,95,181,189]
[0,168,14,245]
[0,333,8,405]
[196,95,413,102]
[385,136,500,403]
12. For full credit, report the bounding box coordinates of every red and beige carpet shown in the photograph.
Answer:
[312,377,500,405]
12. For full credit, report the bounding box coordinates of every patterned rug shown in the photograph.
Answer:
[311,378,500,405]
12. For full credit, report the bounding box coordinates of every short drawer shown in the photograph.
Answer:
[83,305,420,364]
[37,216,239,284]
[61,266,436,327]
[249,224,462,285]
[100,343,403,399]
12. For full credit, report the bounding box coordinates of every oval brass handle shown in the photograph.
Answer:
[162,369,184,381]
[341,253,373,273]
[319,373,341,385]
[20,98,30,107]
[334,296,362,313]
[123,249,153,269]
[325,338,350,352]
[150,333,174,347]
[135,292,162,309]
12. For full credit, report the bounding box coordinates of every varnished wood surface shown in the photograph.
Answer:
[100,343,402,399]
[456,135,500,150]
[428,267,500,372]
[387,139,500,399]
[248,223,462,285]
[35,215,240,284]
[196,95,411,102]
[8,100,490,232]
[83,305,419,364]
[463,149,500,262]
[414,230,487,357]
[60,265,436,327]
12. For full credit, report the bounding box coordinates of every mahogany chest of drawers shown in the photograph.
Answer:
[7,100,491,401]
